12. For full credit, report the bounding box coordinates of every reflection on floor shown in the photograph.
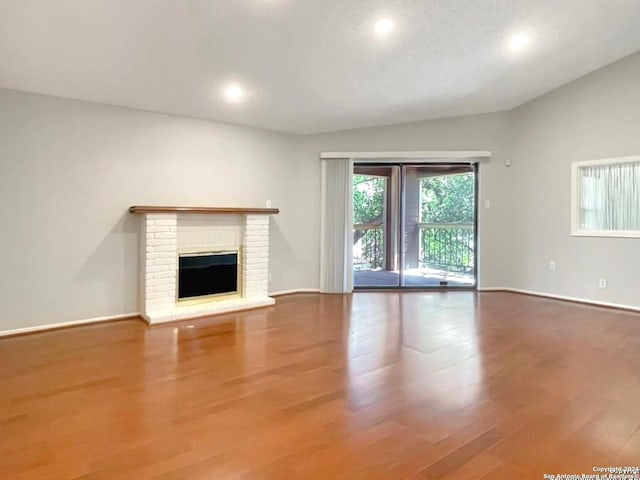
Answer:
[354,267,475,287]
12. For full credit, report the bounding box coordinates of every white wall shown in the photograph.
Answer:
[508,51,640,308]
[0,89,313,331]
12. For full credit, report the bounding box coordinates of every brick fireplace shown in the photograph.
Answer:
[130,206,279,324]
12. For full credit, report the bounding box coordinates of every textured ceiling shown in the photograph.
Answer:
[1,0,640,134]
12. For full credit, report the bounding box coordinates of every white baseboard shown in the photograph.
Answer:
[478,287,640,313]
[269,288,320,297]
[0,291,322,337]
[4,287,635,338]
[0,312,141,338]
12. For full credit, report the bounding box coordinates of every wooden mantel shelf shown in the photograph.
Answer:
[129,206,280,215]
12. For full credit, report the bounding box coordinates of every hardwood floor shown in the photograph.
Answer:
[1,292,640,479]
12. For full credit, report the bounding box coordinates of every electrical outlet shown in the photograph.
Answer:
[485,200,491,209]
[266,200,272,208]
[599,278,607,289]
[549,261,556,270]
[268,273,272,282]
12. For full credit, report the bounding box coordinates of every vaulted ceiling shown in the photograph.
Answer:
[1,0,640,134]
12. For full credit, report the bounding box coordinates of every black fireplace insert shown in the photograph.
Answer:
[178,251,238,300]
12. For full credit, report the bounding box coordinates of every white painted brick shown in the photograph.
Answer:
[146,291,172,300]
[155,219,178,226]
[147,252,174,260]
[245,246,267,254]
[245,225,268,233]
[148,214,178,221]
[147,295,173,304]
[149,292,174,300]
[244,254,269,265]
[249,275,269,283]
[149,286,172,295]
[245,253,268,261]
[154,245,178,252]
[244,250,267,258]
[247,264,268,271]
[245,233,268,240]
[245,244,268,251]
[153,258,175,266]
[147,277,172,287]
[246,274,268,282]
[245,270,265,278]
[154,232,177,240]
[245,266,267,274]
[246,216,269,225]
[147,275,172,285]
[147,265,171,273]
[246,238,268,245]
[245,260,268,268]
[146,226,171,233]
[246,252,267,258]
[147,238,176,247]
[245,237,268,244]
[245,269,268,277]
[152,271,175,279]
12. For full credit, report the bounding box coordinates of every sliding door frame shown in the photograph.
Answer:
[353,161,479,291]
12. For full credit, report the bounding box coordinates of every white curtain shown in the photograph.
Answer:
[320,158,354,293]
[578,161,640,231]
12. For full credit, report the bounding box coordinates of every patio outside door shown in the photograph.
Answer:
[352,163,477,289]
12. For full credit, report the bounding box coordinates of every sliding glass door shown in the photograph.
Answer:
[352,165,400,287]
[401,165,476,287]
[352,163,477,289]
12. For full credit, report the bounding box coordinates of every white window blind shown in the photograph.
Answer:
[320,158,354,293]
[571,156,640,237]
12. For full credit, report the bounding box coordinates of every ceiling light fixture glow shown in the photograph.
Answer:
[374,18,394,36]
[507,32,532,53]
[223,83,245,102]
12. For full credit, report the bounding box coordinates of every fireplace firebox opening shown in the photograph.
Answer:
[177,250,240,302]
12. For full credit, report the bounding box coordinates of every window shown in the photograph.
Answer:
[571,156,640,237]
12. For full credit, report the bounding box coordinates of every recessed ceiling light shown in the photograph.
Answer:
[374,18,394,36]
[223,83,245,102]
[507,33,532,53]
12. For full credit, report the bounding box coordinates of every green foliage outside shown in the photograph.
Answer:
[353,175,385,224]
[420,173,475,223]
[352,172,475,224]
[420,173,475,272]
[353,175,386,269]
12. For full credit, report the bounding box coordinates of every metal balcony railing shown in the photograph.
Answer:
[353,222,474,274]
[353,223,384,270]
[419,223,474,273]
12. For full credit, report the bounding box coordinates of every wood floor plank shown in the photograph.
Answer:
[1,292,639,479]
[420,429,504,479]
